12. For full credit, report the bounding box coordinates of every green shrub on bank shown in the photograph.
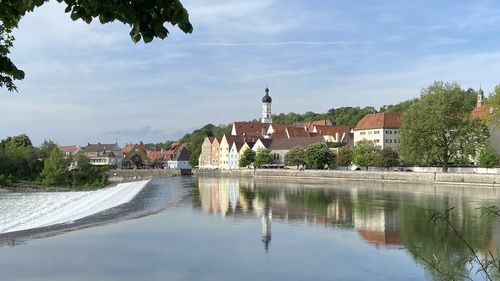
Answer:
[0,174,15,187]
[40,149,108,189]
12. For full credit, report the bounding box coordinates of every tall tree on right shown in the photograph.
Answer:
[399,81,489,172]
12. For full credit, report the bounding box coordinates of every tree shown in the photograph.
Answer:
[239,148,256,167]
[130,154,144,169]
[400,81,489,172]
[254,148,273,168]
[374,148,399,168]
[38,139,58,160]
[284,146,305,168]
[336,148,352,166]
[478,146,499,168]
[352,140,380,170]
[1,0,192,92]
[304,143,335,169]
[40,148,70,187]
[486,84,500,125]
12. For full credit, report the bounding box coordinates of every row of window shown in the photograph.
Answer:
[359,130,400,135]
[385,139,400,143]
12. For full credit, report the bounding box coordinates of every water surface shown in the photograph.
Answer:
[1,176,500,281]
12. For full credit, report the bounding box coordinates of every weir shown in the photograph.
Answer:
[0,180,150,234]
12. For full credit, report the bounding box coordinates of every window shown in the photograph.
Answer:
[368,131,372,135]
[374,139,380,143]
[360,132,365,135]
[374,130,380,134]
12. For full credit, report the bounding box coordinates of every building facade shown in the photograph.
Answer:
[353,113,402,149]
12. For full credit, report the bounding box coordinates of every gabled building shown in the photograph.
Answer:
[122,142,148,169]
[219,135,242,170]
[81,143,123,168]
[211,137,221,168]
[228,141,245,170]
[199,137,215,168]
[313,125,351,144]
[252,139,273,152]
[167,143,192,169]
[353,113,402,149]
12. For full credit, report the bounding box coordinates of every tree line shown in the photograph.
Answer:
[0,135,108,188]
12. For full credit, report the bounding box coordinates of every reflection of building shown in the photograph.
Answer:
[261,207,272,252]
[354,207,400,246]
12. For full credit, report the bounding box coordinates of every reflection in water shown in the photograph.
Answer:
[195,176,500,280]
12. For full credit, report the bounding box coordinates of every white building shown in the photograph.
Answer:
[353,113,402,149]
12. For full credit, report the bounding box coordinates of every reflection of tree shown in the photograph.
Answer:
[194,176,500,280]
[401,204,495,281]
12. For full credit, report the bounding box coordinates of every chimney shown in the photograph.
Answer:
[335,132,339,142]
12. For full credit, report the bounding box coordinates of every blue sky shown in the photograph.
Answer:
[2,0,500,146]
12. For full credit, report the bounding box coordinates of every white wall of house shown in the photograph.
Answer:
[167,160,191,169]
[354,128,400,149]
[228,144,240,170]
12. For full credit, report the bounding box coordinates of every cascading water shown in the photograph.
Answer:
[0,180,150,234]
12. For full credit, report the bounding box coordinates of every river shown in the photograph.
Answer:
[1,176,499,281]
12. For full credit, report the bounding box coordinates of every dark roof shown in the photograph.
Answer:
[258,139,273,148]
[269,136,324,150]
[354,113,401,130]
[262,87,272,103]
[83,143,120,153]
[175,147,191,161]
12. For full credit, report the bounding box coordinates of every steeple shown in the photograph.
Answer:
[477,86,485,107]
[261,86,272,123]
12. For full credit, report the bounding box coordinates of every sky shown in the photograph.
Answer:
[2,0,500,146]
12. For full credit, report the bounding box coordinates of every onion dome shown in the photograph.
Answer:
[262,87,272,103]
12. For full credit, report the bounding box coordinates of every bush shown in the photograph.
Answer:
[352,140,380,169]
[374,148,400,168]
[478,146,499,168]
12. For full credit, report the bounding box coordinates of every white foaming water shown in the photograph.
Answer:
[0,180,150,234]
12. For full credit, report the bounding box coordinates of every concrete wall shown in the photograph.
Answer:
[108,169,190,182]
[193,168,500,187]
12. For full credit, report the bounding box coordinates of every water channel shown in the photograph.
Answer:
[1,176,500,281]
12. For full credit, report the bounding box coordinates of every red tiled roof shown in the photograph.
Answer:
[122,144,135,154]
[301,120,333,132]
[233,122,270,137]
[286,126,310,138]
[314,125,350,137]
[268,124,291,139]
[59,145,78,153]
[471,105,492,118]
[354,113,401,130]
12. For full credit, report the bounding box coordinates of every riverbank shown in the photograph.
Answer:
[193,169,500,187]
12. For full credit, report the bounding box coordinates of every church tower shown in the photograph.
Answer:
[477,87,485,107]
[261,86,272,123]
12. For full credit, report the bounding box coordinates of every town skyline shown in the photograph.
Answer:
[3,0,500,146]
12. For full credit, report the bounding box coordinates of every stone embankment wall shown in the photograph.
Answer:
[193,169,500,187]
[108,169,191,182]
